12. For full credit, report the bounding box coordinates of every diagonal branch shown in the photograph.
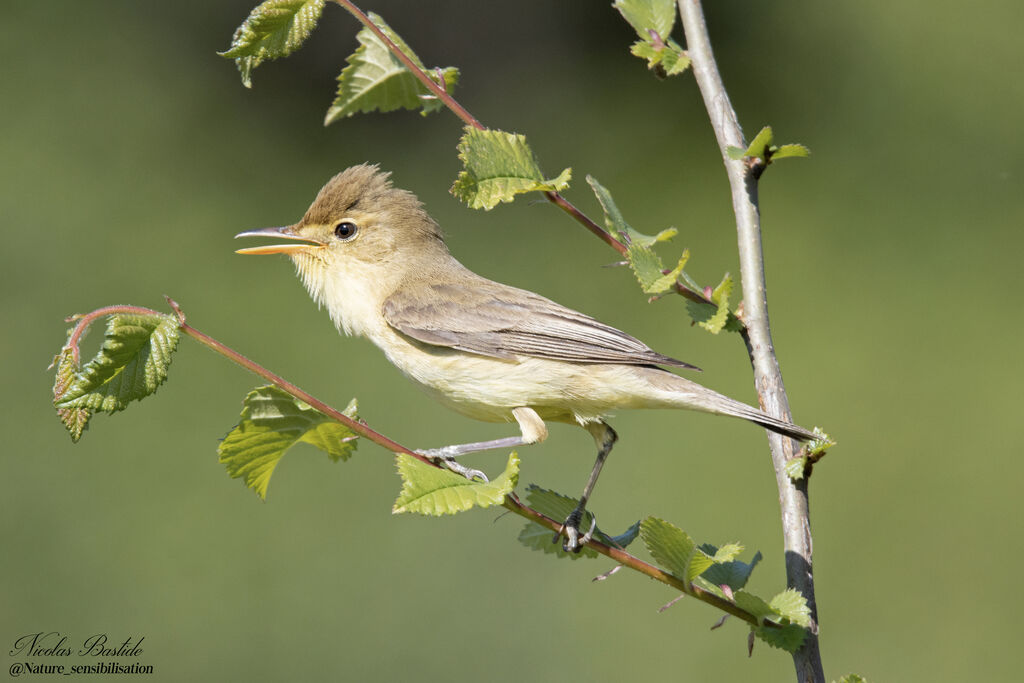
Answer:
[676,1,824,680]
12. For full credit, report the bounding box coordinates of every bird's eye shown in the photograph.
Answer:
[334,221,358,240]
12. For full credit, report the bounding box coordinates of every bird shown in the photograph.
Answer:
[235,164,817,551]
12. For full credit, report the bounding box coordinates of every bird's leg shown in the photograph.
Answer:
[417,407,548,483]
[555,421,618,553]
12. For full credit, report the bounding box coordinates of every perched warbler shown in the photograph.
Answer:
[236,164,816,551]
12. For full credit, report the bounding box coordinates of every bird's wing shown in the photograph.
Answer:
[382,278,699,369]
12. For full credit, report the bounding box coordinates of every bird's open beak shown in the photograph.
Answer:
[234,226,325,255]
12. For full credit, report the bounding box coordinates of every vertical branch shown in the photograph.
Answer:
[676,1,824,681]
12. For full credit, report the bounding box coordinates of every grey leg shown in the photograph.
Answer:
[555,421,618,552]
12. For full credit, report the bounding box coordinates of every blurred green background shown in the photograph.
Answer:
[3,1,1019,681]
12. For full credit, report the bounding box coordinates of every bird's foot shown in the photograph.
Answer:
[553,507,597,553]
[417,450,489,483]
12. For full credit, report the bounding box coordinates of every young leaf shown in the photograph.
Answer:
[586,175,677,246]
[694,547,762,595]
[220,0,326,88]
[770,588,812,628]
[784,454,809,481]
[754,622,808,652]
[393,452,519,515]
[451,128,571,210]
[52,344,90,442]
[54,314,180,433]
[685,273,738,334]
[517,485,599,559]
[614,0,677,39]
[218,386,358,500]
[773,144,811,160]
[745,126,775,160]
[614,0,689,76]
[640,516,715,581]
[836,675,867,683]
[325,12,459,123]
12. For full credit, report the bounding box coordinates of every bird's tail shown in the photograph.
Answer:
[641,368,818,442]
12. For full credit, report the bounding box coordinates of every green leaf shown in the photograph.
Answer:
[770,588,812,627]
[325,12,459,123]
[784,455,808,481]
[685,272,733,333]
[640,517,717,581]
[628,245,689,295]
[754,622,808,652]
[773,144,811,160]
[745,126,775,160]
[629,38,690,76]
[55,314,179,426]
[220,0,326,88]
[695,547,762,594]
[218,386,358,500]
[586,175,676,246]
[725,146,746,160]
[614,0,677,40]
[51,343,90,442]
[836,675,867,683]
[451,128,571,210]
[393,452,518,515]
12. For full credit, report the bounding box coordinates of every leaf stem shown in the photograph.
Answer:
[677,0,824,679]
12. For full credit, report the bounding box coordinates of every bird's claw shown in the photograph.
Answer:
[553,509,597,553]
[421,453,489,483]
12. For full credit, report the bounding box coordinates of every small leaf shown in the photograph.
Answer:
[695,548,762,594]
[784,455,808,481]
[640,516,715,581]
[614,0,677,41]
[686,273,732,333]
[754,623,808,652]
[629,38,690,76]
[451,128,570,210]
[55,314,180,423]
[393,452,518,515]
[772,144,810,160]
[325,12,459,123]
[218,386,358,499]
[836,675,868,683]
[52,344,90,441]
[586,175,677,247]
[770,588,812,627]
[744,126,775,160]
[220,0,326,88]
[726,146,746,160]
[517,485,599,560]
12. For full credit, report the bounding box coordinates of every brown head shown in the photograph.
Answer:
[235,164,454,335]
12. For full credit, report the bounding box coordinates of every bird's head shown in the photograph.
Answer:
[235,164,450,332]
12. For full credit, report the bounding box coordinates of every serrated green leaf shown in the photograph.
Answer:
[695,548,762,594]
[586,175,676,247]
[755,623,808,652]
[324,12,459,123]
[640,517,716,581]
[685,273,733,334]
[55,314,179,421]
[770,588,812,627]
[836,675,867,683]
[745,126,775,160]
[772,143,811,160]
[393,452,518,515]
[220,0,326,88]
[726,146,747,160]
[451,128,570,210]
[630,38,690,76]
[614,0,677,40]
[218,386,358,499]
[517,485,599,559]
[52,344,91,441]
[784,455,808,480]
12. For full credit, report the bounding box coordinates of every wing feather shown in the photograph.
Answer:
[382,278,699,369]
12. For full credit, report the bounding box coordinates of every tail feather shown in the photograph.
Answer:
[644,368,818,442]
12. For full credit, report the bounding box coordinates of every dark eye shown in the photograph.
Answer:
[334,221,358,240]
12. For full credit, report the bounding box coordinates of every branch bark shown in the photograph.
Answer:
[676,2,824,680]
